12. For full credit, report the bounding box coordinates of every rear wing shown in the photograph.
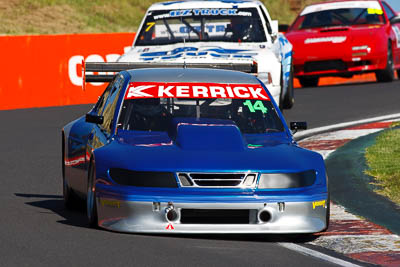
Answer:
[83,61,258,89]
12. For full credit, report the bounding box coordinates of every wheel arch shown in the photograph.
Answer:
[87,154,96,195]
[62,131,65,179]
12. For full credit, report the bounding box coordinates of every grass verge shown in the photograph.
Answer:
[0,0,321,35]
[365,123,400,205]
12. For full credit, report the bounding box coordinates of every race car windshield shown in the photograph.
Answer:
[292,8,385,29]
[135,8,266,45]
[117,98,284,134]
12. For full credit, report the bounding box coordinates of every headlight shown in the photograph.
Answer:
[258,72,272,84]
[352,45,369,51]
[258,170,316,189]
[352,45,371,53]
[109,168,178,188]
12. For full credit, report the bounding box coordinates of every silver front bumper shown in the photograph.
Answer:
[97,198,328,234]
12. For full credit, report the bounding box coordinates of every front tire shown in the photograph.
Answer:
[298,76,319,88]
[322,192,330,232]
[62,136,79,209]
[87,161,98,228]
[376,43,394,82]
[281,67,294,109]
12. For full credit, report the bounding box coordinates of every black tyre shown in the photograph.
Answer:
[376,43,394,82]
[87,161,98,228]
[322,192,330,232]
[298,76,319,88]
[281,67,294,109]
[62,136,80,210]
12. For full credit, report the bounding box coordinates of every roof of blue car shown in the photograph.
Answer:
[127,68,261,84]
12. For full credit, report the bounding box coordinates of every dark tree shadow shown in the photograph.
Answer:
[295,76,400,90]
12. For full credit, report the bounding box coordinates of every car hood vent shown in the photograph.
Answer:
[173,118,245,151]
[320,28,349,33]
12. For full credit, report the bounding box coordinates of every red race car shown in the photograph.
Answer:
[285,0,400,87]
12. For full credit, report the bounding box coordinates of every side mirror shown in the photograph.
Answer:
[270,20,279,42]
[86,113,104,124]
[390,16,400,24]
[290,121,307,134]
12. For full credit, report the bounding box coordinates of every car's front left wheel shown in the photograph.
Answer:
[281,66,294,109]
[62,135,80,209]
[87,161,98,228]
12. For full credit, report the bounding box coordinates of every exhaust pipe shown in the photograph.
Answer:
[258,209,272,223]
[165,207,178,222]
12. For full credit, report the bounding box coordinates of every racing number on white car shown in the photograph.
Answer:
[146,22,155,32]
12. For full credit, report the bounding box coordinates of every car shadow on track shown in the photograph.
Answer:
[295,80,379,90]
[296,77,400,90]
[14,193,319,243]
[147,233,319,244]
[15,193,88,228]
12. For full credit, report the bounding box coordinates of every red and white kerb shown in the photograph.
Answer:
[124,82,270,101]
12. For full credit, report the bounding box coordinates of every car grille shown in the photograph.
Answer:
[176,172,257,188]
[180,209,254,224]
[304,60,346,73]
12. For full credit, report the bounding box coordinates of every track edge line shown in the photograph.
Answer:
[278,242,362,267]
[294,113,400,141]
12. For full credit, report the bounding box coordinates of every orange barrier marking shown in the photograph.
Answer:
[0,33,134,110]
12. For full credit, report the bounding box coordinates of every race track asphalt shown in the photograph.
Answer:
[1,80,399,267]
[284,80,400,128]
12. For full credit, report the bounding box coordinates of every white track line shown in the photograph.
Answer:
[304,129,383,141]
[294,113,400,141]
[278,242,362,267]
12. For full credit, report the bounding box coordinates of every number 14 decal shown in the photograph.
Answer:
[243,100,268,114]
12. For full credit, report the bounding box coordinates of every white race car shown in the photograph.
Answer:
[118,0,294,109]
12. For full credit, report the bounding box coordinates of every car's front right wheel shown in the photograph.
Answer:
[281,66,295,109]
[376,42,394,82]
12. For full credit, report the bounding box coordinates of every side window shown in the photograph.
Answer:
[101,75,125,134]
[382,2,395,20]
[93,78,117,115]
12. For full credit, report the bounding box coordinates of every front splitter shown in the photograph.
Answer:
[97,198,328,234]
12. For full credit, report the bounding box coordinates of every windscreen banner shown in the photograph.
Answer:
[125,82,270,100]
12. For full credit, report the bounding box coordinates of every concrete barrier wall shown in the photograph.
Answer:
[0,33,134,110]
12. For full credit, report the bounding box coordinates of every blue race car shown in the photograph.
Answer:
[62,67,329,233]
